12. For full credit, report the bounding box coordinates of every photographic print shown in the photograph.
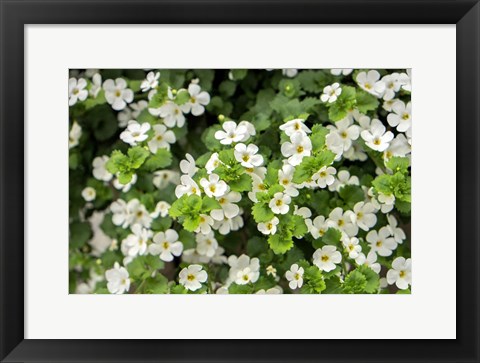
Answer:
[69,68,411,295]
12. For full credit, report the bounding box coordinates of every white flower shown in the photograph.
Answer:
[248,174,268,202]
[179,264,208,291]
[355,251,381,274]
[238,120,256,142]
[235,267,257,285]
[331,68,353,76]
[381,73,402,101]
[285,264,304,289]
[140,71,160,92]
[386,214,407,244]
[196,231,218,257]
[68,78,88,106]
[103,78,134,111]
[257,217,280,235]
[121,224,152,257]
[294,206,311,219]
[269,192,291,215]
[279,118,311,137]
[343,236,362,259]
[213,214,244,235]
[281,132,312,166]
[148,124,176,153]
[69,121,82,149]
[356,70,386,97]
[399,70,412,92]
[366,227,397,257]
[228,254,260,284]
[282,69,298,78]
[256,287,283,294]
[361,119,394,152]
[149,229,183,262]
[321,82,342,103]
[149,101,186,128]
[120,120,151,146]
[205,152,222,174]
[266,265,277,277]
[151,201,171,218]
[387,100,412,133]
[313,166,336,188]
[328,170,359,192]
[89,73,102,98]
[234,143,263,168]
[327,118,360,152]
[105,262,130,294]
[211,191,241,220]
[127,198,152,229]
[384,134,411,160]
[179,153,198,177]
[350,202,377,231]
[328,207,358,237]
[180,83,210,116]
[387,257,412,290]
[113,173,137,193]
[153,170,179,189]
[81,187,96,202]
[200,173,228,198]
[313,245,342,272]
[278,164,299,197]
[306,215,329,239]
[214,121,248,145]
[92,156,113,182]
[196,214,215,234]
[175,175,201,198]
[110,199,130,228]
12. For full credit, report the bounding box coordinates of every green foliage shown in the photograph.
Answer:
[292,150,336,184]
[300,266,326,294]
[106,146,149,184]
[141,149,172,172]
[327,85,356,121]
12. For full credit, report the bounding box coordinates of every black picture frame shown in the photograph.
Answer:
[1,0,479,362]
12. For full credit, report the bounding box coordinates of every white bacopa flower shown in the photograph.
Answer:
[306,215,329,239]
[294,205,312,219]
[113,173,137,193]
[384,134,411,160]
[342,236,362,259]
[89,73,102,98]
[386,214,407,244]
[235,267,257,285]
[321,82,342,103]
[387,257,412,290]
[328,207,358,237]
[360,119,394,152]
[228,254,260,284]
[92,156,113,182]
[195,231,218,257]
[399,70,412,92]
[213,214,244,235]
[175,175,201,198]
[68,77,88,106]
[69,121,82,149]
[196,214,215,235]
[153,170,179,189]
[200,173,228,198]
[257,216,280,235]
[328,169,359,192]
[234,143,264,168]
[278,164,299,197]
[120,120,151,146]
[179,264,208,291]
[140,71,160,92]
[256,287,283,294]
[127,198,152,229]
[180,83,210,116]
[281,132,312,166]
[180,153,198,177]
[325,131,344,160]
[350,201,377,231]
[150,201,171,218]
[377,192,395,213]
[285,264,304,289]
[148,124,176,153]
[366,227,397,257]
[282,69,298,78]
[355,251,381,274]
[149,101,186,128]
[356,70,386,97]
[205,152,222,174]
[81,186,96,202]
[238,120,256,142]
[313,166,336,188]
[387,100,412,133]
[121,224,152,257]
[381,73,402,101]
[327,118,360,152]
[279,118,311,137]
[330,68,353,76]
[214,121,248,145]
[269,192,291,215]
[266,265,277,277]
[211,191,241,220]
[103,78,134,111]
[110,199,130,228]
[105,262,130,294]
[313,245,342,272]
[149,229,183,262]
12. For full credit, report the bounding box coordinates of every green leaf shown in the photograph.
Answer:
[338,185,365,207]
[268,230,294,255]
[148,83,169,108]
[297,70,333,93]
[246,236,269,257]
[371,174,392,195]
[143,274,169,294]
[343,269,367,294]
[386,157,410,174]
[292,150,336,184]
[291,215,308,238]
[355,89,379,113]
[202,196,221,213]
[218,149,236,165]
[322,228,342,246]
[252,203,275,223]
[229,173,252,192]
[357,265,380,294]
[184,215,201,232]
[106,150,130,174]
[328,86,356,122]
[142,149,172,172]
[178,230,196,250]
[323,276,343,294]
[128,146,150,169]
[229,283,254,294]
[230,69,248,81]
[70,222,92,249]
[310,125,329,152]
[219,80,237,97]
[170,284,188,294]
[300,266,326,294]
[174,89,190,105]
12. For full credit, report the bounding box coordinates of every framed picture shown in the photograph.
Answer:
[1,0,479,362]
